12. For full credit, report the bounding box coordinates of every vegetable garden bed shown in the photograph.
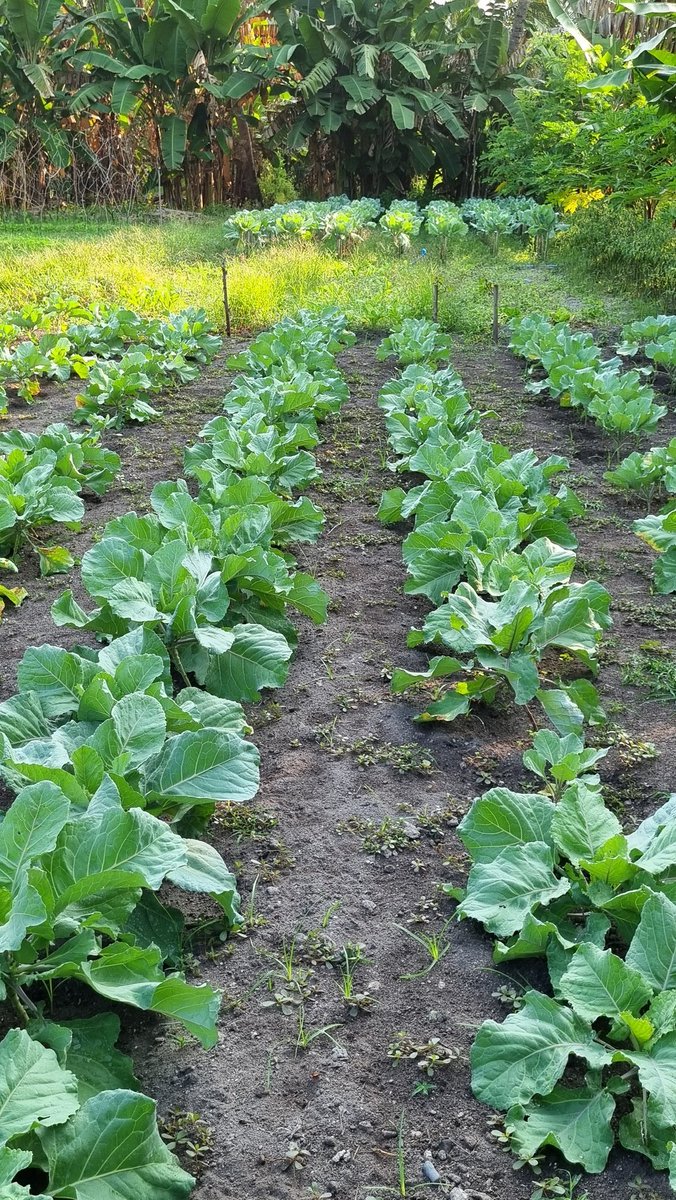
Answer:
[0,319,674,1199]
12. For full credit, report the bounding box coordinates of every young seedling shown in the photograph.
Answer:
[294,1006,343,1056]
[337,944,376,1015]
[321,899,342,929]
[396,920,452,979]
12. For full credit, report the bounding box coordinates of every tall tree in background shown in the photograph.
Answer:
[228,0,531,196]
[227,0,468,195]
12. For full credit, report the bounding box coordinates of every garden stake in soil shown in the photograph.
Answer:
[221,259,232,337]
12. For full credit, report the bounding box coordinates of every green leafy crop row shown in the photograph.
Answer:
[377,318,608,731]
[453,735,676,1189]
[222,195,561,258]
[0,297,221,426]
[509,313,676,594]
[0,305,354,1194]
[0,423,120,579]
[508,315,668,450]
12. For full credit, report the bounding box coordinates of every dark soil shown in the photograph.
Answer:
[2,336,675,1200]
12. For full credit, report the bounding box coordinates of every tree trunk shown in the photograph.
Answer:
[231,114,261,204]
[508,0,532,63]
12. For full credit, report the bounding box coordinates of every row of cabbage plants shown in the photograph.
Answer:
[375,317,676,1190]
[223,195,564,257]
[509,313,676,593]
[0,307,353,1196]
[376,317,609,732]
[0,299,223,610]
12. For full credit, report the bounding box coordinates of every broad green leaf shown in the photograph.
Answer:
[457,789,554,864]
[0,874,48,953]
[160,115,188,170]
[471,990,611,1109]
[628,794,676,853]
[0,1146,32,1184]
[619,1094,673,1170]
[204,622,292,702]
[0,1028,78,1143]
[143,730,259,809]
[493,912,559,963]
[149,977,220,1049]
[559,942,653,1021]
[458,842,569,936]
[124,891,185,964]
[287,571,328,623]
[51,868,145,937]
[387,93,416,129]
[0,781,70,883]
[81,538,145,600]
[174,688,249,735]
[167,838,241,923]
[50,805,186,894]
[42,1089,194,1199]
[551,782,621,866]
[623,1032,676,1124]
[600,886,653,944]
[17,647,95,717]
[79,943,164,1009]
[626,893,676,990]
[637,818,676,875]
[646,991,676,1043]
[110,694,167,769]
[506,1086,615,1172]
[391,656,463,693]
[30,1014,138,1102]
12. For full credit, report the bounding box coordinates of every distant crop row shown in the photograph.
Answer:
[223,195,564,257]
[0,300,222,605]
[509,312,676,593]
[377,317,607,732]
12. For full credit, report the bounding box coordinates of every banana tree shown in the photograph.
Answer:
[584,0,676,106]
[0,0,76,202]
[225,0,470,195]
[431,3,530,196]
[66,0,256,204]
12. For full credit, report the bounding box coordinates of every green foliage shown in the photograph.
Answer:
[0,425,120,575]
[0,774,233,1041]
[0,304,351,1192]
[604,440,676,502]
[377,318,453,366]
[377,321,609,730]
[482,35,676,212]
[0,1023,193,1196]
[228,0,472,194]
[562,203,676,309]
[635,505,676,593]
[509,315,668,448]
[454,748,676,1188]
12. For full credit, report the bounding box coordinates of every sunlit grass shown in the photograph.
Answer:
[0,213,646,338]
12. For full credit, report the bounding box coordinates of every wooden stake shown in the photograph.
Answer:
[432,280,439,323]
[492,283,499,345]
[221,260,231,338]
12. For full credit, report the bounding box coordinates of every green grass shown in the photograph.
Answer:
[0,212,647,338]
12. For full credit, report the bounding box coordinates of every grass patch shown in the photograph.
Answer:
[0,214,645,338]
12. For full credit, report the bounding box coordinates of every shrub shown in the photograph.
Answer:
[559,203,676,308]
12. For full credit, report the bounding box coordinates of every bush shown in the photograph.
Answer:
[258,158,298,206]
[559,202,676,308]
